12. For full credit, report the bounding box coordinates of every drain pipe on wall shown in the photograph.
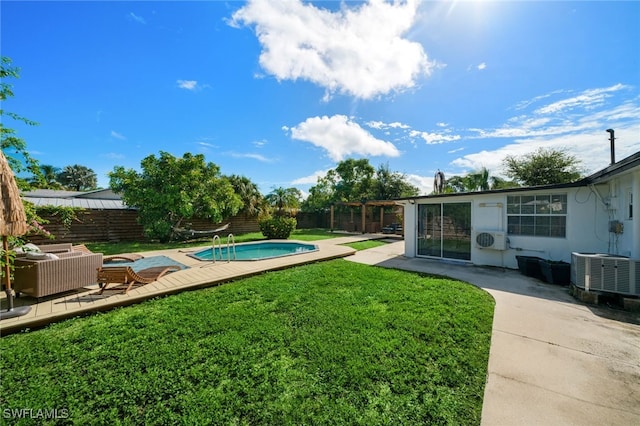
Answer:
[506,237,548,256]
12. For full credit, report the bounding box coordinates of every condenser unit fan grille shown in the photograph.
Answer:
[476,232,495,248]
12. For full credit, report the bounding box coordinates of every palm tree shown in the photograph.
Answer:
[265,187,302,217]
[39,164,63,189]
[57,164,97,191]
[443,175,467,193]
[489,176,519,190]
[445,168,518,193]
[465,167,490,191]
[228,175,265,217]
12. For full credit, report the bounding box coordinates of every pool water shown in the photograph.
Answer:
[189,241,319,261]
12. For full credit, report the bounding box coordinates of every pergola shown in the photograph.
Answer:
[329,200,401,233]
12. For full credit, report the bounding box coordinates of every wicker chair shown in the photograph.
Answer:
[13,251,104,298]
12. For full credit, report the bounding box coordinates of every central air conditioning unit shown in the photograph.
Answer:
[571,252,640,296]
[474,231,507,250]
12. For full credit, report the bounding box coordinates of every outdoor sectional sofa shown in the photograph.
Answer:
[13,243,103,298]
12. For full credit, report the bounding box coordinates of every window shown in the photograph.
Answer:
[507,194,567,237]
[627,189,633,220]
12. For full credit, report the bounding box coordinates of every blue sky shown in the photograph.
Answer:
[2,0,639,195]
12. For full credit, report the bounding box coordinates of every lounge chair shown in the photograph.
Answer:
[72,244,144,264]
[103,253,145,263]
[97,266,180,294]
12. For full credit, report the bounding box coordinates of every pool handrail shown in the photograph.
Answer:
[227,233,236,262]
[212,235,223,264]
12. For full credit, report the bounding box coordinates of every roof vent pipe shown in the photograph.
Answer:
[606,129,615,165]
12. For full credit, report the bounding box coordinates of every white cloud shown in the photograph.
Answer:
[366,120,410,130]
[405,173,433,196]
[231,0,436,100]
[452,126,640,177]
[177,80,198,90]
[103,152,125,160]
[366,121,385,130]
[468,84,636,141]
[513,89,567,111]
[534,84,627,115]
[388,121,410,129]
[292,169,330,185]
[289,114,401,161]
[229,152,275,163]
[477,62,486,70]
[110,130,126,140]
[409,130,461,144]
[450,83,639,177]
[128,12,146,25]
[197,141,217,148]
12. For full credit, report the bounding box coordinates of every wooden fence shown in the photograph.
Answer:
[28,209,145,245]
[27,208,402,245]
[27,210,261,245]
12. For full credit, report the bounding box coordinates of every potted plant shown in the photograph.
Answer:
[538,259,570,285]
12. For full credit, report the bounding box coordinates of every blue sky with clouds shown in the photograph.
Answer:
[2,1,639,195]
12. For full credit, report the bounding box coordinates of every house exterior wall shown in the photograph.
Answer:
[591,167,640,258]
[404,202,417,257]
[402,166,640,269]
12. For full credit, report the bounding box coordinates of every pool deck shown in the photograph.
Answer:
[0,235,385,335]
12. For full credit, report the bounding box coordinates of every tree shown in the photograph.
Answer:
[0,57,54,248]
[331,158,376,202]
[1,57,43,189]
[30,164,63,189]
[302,158,418,212]
[372,163,419,199]
[465,167,491,192]
[489,176,520,190]
[109,151,242,242]
[503,147,583,186]
[443,175,468,193]
[443,168,519,193]
[57,164,98,191]
[302,178,334,213]
[227,174,265,217]
[265,187,302,217]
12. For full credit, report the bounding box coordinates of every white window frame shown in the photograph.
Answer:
[507,193,567,238]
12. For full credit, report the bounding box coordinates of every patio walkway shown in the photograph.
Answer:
[0,235,383,335]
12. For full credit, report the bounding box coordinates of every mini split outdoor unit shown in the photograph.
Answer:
[474,231,507,250]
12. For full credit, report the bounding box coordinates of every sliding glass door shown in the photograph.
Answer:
[417,202,471,260]
[418,204,442,257]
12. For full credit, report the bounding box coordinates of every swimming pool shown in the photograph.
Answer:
[189,241,319,261]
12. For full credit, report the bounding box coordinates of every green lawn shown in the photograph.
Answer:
[0,261,494,425]
[342,239,388,251]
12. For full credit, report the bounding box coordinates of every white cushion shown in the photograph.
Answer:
[26,252,59,260]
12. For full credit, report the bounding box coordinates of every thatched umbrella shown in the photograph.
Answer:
[0,151,31,319]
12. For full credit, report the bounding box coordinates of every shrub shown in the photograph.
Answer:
[259,216,297,239]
